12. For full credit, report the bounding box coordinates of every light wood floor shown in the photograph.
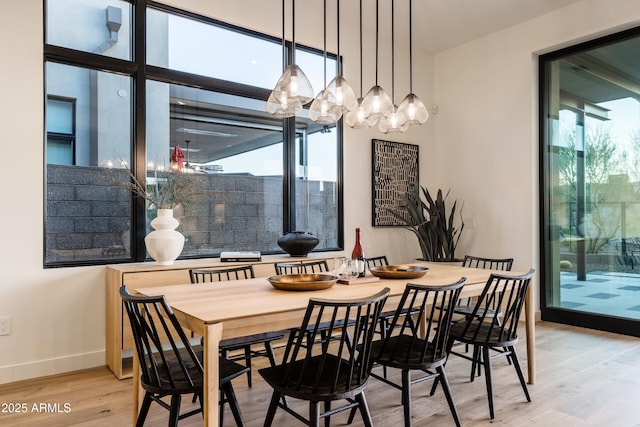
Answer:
[2,321,640,427]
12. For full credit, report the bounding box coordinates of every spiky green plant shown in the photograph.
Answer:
[403,186,464,261]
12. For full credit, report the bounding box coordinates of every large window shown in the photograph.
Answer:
[540,27,640,337]
[44,0,342,266]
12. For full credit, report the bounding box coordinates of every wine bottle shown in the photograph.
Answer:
[351,227,366,277]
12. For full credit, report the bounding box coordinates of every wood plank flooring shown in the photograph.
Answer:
[1,321,640,426]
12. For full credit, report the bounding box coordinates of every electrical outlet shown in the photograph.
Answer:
[0,317,11,336]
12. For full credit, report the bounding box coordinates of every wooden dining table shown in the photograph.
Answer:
[133,261,535,427]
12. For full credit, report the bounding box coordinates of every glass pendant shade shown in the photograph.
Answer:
[398,93,429,125]
[361,85,393,123]
[379,105,409,134]
[271,64,315,106]
[345,97,377,129]
[326,75,357,113]
[309,89,341,124]
[266,90,302,118]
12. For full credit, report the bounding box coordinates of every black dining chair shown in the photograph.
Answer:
[455,255,514,321]
[365,255,389,269]
[188,265,286,388]
[277,259,351,353]
[259,287,390,427]
[367,278,466,427]
[442,269,535,419]
[455,255,515,373]
[120,285,247,427]
[274,259,330,275]
[365,254,420,379]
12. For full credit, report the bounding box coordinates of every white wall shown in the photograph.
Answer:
[1,0,638,384]
[433,0,640,312]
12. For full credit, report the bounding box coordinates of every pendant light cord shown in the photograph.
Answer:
[291,0,296,64]
[409,0,413,93]
[323,0,327,88]
[281,0,286,71]
[391,0,395,102]
[358,0,363,96]
[337,0,341,76]
[375,0,379,86]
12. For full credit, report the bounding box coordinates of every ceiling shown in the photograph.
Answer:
[412,0,586,53]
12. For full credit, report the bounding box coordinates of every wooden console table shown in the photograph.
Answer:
[105,254,335,379]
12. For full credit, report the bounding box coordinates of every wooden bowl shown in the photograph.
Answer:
[267,273,339,291]
[368,265,429,279]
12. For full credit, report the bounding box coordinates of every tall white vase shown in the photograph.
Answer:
[144,208,185,265]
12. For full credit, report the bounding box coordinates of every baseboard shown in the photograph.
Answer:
[0,350,105,385]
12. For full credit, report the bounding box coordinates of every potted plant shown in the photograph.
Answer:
[401,186,465,262]
[106,162,207,264]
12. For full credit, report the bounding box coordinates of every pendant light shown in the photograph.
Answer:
[309,0,341,124]
[379,0,408,133]
[361,0,393,124]
[346,0,376,129]
[266,0,302,117]
[267,0,314,115]
[326,0,356,114]
[397,0,428,126]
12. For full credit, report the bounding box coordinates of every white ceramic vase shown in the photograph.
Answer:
[144,208,185,265]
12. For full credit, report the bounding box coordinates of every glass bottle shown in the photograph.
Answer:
[351,227,366,277]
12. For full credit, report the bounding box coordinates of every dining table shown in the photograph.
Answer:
[133,261,535,427]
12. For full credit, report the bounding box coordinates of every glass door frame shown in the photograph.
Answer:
[539,26,640,338]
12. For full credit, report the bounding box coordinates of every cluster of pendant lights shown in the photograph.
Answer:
[266,0,429,133]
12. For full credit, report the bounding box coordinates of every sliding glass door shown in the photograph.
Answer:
[540,27,640,336]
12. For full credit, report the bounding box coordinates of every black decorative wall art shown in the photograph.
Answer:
[372,139,419,226]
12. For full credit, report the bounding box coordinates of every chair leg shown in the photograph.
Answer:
[309,401,320,427]
[436,366,461,427]
[264,391,282,427]
[379,318,389,379]
[136,392,153,427]
[243,345,253,387]
[481,346,495,419]
[265,341,278,367]
[168,394,182,427]
[470,345,481,381]
[324,401,331,427]
[219,390,225,427]
[356,392,374,427]
[401,369,412,426]
[347,405,358,424]
[505,346,513,365]
[222,381,245,427]
[431,337,455,396]
[508,346,531,402]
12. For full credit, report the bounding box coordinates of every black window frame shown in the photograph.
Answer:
[43,0,344,267]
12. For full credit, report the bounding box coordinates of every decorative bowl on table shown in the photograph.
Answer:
[368,265,429,279]
[267,273,339,291]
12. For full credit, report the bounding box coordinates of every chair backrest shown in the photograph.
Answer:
[189,265,255,283]
[377,278,466,366]
[460,269,535,344]
[462,255,514,271]
[274,260,329,275]
[366,255,389,268]
[281,287,390,394]
[120,285,202,392]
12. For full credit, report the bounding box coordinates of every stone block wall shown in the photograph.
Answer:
[46,164,337,263]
